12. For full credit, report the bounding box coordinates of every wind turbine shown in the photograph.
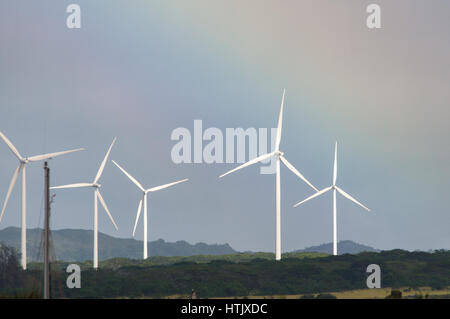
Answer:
[112,160,188,259]
[0,131,84,270]
[51,138,118,269]
[218,89,318,260]
[293,142,370,255]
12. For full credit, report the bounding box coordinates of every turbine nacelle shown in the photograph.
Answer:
[111,159,188,259]
[0,130,84,269]
[218,89,319,261]
[49,138,118,269]
[292,143,370,256]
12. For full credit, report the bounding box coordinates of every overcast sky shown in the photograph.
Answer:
[0,1,449,253]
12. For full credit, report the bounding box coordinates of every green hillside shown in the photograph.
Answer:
[295,240,379,254]
[1,246,448,299]
[63,250,450,299]
[0,227,236,261]
[30,251,327,270]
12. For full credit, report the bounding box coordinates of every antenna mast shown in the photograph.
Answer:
[43,161,50,299]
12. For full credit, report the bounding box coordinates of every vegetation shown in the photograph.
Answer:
[1,243,449,299]
[27,251,327,271]
[231,287,450,299]
[0,243,41,298]
[294,240,379,254]
[0,227,236,262]
[385,290,402,299]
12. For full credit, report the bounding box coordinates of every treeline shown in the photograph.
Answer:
[0,244,41,298]
[62,250,449,298]
[1,244,449,298]
[28,251,327,271]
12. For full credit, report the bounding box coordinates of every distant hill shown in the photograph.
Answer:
[0,227,379,262]
[0,227,236,262]
[294,240,380,255]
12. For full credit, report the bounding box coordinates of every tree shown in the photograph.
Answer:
[386,290,402,299]
[0,243,21,290]
[316,293,337,299]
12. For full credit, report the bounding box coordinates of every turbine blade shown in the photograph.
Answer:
[27,148,85,162]
[333,141,337,185]
[0,131,23,160]
[147,178,189,192]
[96,190,118,230]
[280,155,318,192]
[293,186,332,208]
[274,89,286,151]
[132,197,143,237]
[94,138,116,184]
[335,186,370,211]
[219,152,275,178]
[50,183,93,190]
[111,160,145,192]
[0,164,23,222]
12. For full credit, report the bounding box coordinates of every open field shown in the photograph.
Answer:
[144,287,450,299]
[207,287,450,299]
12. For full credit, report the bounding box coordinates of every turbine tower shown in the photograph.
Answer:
[219,89,318,260]
[0,131,84,270]
[51,138,118,269]
[112,160,188,259]
[293,142,370,255]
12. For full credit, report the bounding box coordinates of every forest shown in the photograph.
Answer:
[0,243,449,299]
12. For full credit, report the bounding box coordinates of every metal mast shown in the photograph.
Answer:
[43,161,50,299]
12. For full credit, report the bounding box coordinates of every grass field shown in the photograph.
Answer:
[222,287,450,299]
[160,287,450,299]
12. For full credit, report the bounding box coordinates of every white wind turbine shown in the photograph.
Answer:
[112,160,188,259]
[219,89,318,260]
[51,138,118,269]
[293,142,370,255]
[0,131,84,270]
